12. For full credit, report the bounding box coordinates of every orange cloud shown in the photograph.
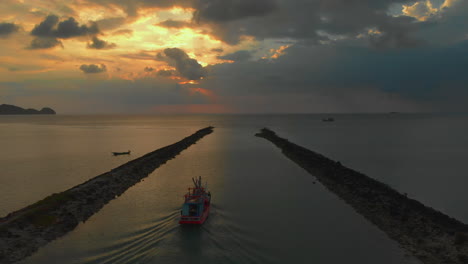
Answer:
[270,45,290,59]
[179,80,199,84]
[188,87,214,97]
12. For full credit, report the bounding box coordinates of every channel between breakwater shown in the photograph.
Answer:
[256,128,468,264]
[0,126,214,264]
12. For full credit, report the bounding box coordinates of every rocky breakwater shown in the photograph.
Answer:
[256,128,468,264]
[0,126,214,264]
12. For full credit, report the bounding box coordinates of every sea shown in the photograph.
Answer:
[1,114,467,264]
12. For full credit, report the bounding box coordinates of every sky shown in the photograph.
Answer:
[0,0,467,114]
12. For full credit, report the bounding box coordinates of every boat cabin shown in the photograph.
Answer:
[181,199,204,217]
[179,177,211,224]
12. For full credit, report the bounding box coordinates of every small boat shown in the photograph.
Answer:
[179,176,211,225]
[322,117,335,122]
[112,150,131,156]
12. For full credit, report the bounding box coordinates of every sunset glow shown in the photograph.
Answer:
[1,0,467,114]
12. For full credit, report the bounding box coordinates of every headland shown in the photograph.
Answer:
[0,104,56,115]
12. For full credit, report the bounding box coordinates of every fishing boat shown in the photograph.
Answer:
[112,150,131,156]
[179,176,211,225]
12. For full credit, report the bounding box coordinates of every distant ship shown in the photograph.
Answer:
[322,117,335,122]
[179,176,211,224]
[112,151,131,156]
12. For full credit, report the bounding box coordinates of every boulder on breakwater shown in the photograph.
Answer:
[256,128,468,264]
[0,126,214,264]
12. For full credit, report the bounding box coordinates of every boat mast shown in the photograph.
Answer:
[192,177,198,188]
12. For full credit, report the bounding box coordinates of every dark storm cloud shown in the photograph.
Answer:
[87,36,116,49]
[80,0,424,48]
[31,15,59,37]
[28,37,63,49]
[80,0,465,49]
[31,15,99,38]
[218,50,252,61]
[79,64,107,74]
[417,1,468,45]
[32,15,99,39]
[30,15,100,49]
[200,39,468,112]
[54,17,99,38]
[0,22,20,37]
[163,48,207,80]
[85,0,276,24]
[193,0,278,22]
[191,0,421,48]
[157,19,192,28]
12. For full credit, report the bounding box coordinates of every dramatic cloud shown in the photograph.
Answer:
[2,0,468,113]
[54,17,98,38]
[416,0,468,45]
[28,37,63,49]
[157,20,192,28]
[191,0,422,47]
[218,50,252,61]
[403,1,437,21]
[0,22,20,37]
[83,0,193,17]
[31,15,59,38]
[368,16,423,49]
[87,36,116,49]
[193,0,278,22]
[198,38,468,112]
[163,48,207,80]
[30,15,99,49]
[79,64,107,74]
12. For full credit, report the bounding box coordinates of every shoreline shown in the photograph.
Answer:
[0,126,214,264]
[256,128,468,264]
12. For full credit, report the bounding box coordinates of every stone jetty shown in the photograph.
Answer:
[0,126,214,264]
[256,128,468,264]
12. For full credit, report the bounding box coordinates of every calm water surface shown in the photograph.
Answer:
[1,114,467,264]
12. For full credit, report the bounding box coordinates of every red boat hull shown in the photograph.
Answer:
[179,204,210,224]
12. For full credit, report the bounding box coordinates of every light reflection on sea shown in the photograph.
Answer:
[2,114,466,263]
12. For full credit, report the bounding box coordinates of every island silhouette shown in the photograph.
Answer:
[0,104,56,115]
